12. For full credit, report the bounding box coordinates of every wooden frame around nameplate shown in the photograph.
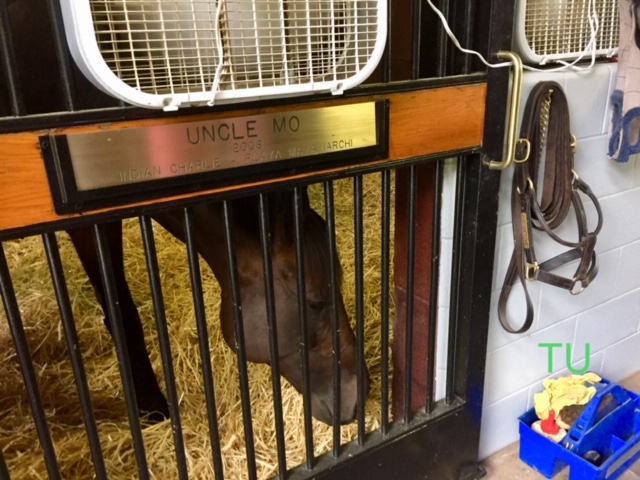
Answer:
[0,83,487,234]
[41,101,388,213]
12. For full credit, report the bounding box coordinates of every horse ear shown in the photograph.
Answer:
[300,187,311,210]
[271,189,302,250]
[272,209,295,251]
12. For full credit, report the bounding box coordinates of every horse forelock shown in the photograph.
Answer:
[301,208,342,298]
[228,191,341,298]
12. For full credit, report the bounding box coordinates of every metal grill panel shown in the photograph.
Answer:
[0,178,413,479]
[516,0,619,64]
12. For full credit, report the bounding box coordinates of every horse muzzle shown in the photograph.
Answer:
[311,370,370,425]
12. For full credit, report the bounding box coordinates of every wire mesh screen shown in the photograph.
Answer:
[91,1,223,94]
[517,0,618,64]
[62,0,384,108]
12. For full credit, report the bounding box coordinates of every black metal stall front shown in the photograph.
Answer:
[0,0,513,478]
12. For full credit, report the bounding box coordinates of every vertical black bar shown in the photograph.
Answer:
[380,170,391,435]
[41,233,108,480]
[182,208,224,480]
[139,216,189,480]
[353,176,366,444]
[458,0,476,74]
[92,224,149,480]
[44,0,75,111]
[410,0,422,79]
[441,0,513,466]
[452,153,501,463]
[221,201,258,480]
[0,0,25,116]
[382,0,392,83]
[323,181,341,458]
[481,0,515,162]
[0,244,61,480]
[403,165,417,424]
[425,162,444,414]
[436,0,450,77]
[257,194,287,478]
[292,187,315,470]
[0,447,9,480]
[446,159,466,404]
[446,0,462,75]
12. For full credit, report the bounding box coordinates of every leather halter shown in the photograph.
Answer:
[498,81,603,334]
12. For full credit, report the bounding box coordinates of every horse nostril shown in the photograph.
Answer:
[340,402,358,425]
[311,395,335,426]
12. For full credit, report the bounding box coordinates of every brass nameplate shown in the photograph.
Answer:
[65,103,378,191]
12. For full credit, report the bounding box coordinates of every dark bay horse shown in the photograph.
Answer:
[66,191,369,425]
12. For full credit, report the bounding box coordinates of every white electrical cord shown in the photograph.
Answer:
[208,0,225,106]
[424,0,600,72]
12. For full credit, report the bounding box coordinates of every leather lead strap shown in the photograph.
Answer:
[498,81,603,334]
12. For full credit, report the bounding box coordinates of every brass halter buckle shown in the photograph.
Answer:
[570,278,585,295]
[525,262,539,281]
[514,138,531,163]
[571,169,581,190]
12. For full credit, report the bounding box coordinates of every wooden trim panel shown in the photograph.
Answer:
[0,83,486,232]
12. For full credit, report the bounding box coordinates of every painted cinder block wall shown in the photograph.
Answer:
[469,62,640,458]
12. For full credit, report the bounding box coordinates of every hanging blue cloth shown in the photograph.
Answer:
[609,0,640,163]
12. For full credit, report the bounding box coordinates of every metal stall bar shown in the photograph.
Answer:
[41,232,108,480]
[0,0,24,116]
[425,162,443,414]
[257,194,288,478]
[182,207,225,480]
[222,201,258,480]
[410,0,423,80]
[379,170,392,435]
[424,0,450,416]
[293,187,316,470]
[457,0,477,74]
[435,0,451,77]
[353,175,367,444]
[44,0,76,111]
[323,181,342,458]
[381,0,392,82]
[403,165,417,424]
[446,159,466,405]
[0,244,61,480]
[139,216,189,480]
[92,224,149,480]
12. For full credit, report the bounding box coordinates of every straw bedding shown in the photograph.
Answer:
[0,174,394,479]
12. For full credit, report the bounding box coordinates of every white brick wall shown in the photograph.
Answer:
[440,62,640,459]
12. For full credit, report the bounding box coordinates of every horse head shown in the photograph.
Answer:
[214,191,370,425]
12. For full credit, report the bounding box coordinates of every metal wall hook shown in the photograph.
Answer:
[485,51,524,171]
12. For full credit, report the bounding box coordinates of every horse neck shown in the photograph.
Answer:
[152,203,230,281]
[153,192,302,291]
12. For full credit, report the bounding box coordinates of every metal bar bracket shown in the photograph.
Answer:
[484,51,524,171]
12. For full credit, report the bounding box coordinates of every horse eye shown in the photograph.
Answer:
[307,299,326,312]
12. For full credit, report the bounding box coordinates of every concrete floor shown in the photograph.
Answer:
[481,372,640,479]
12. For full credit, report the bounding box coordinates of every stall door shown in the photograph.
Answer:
[0,0,514,478]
